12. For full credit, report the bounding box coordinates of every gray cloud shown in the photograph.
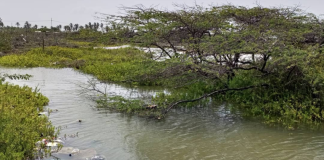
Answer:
[0,0,323,27]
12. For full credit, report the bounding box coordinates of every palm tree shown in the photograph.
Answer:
[73,24,79,31]
[93,23,96,30]
[16,22,20,28]
[0,18,4,28]
[88,22,92,30]
[57,25,62,31]
[23,21,31,39]
[96,23,100,30]
[33,24,38,29]
[64,25,71,32]
[100,23,104,32]
[24,21,31,29]
[105,26,109,33]
[69,23,73,31]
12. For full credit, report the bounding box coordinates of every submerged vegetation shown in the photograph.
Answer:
[101,4,324,127]
[0,4,324,149]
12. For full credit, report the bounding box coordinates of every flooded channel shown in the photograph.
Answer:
[2,67,324,160]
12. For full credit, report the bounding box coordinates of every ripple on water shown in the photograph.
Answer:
[2,67,324,160]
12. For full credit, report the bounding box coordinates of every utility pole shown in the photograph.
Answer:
[43,32,45,51]
[51,18,56,45]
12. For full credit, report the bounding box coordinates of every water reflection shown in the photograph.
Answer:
[1,67,324,160]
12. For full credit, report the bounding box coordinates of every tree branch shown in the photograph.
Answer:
[164,84,269,114]
[233,66,270,74]
[152,43,173,58]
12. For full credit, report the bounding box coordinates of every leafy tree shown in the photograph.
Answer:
[0,32,11,52]
[38,26,49,32]
[104,4,324,123]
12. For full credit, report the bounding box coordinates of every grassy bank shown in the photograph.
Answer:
[0,46,203,117]
[1,46,324,128]
[0,81,55,159]
[0,46,193,86]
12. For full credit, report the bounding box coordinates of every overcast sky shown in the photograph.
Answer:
[0,0,323,27]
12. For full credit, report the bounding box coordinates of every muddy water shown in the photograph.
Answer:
[2,67,324,160]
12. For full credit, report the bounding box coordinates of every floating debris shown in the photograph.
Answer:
[46,142,60,147]
[51,147,98,160]
[38,112,48,116]
[86,154,106,160]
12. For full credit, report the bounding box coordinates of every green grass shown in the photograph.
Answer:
[0,46,185,85]
[1,46,324,128]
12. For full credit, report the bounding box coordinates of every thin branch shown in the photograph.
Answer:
[152,43,173,58]
[233,66,270,74]
[286,65,296,81]
[164,84,269,114]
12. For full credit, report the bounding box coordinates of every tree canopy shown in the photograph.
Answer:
[102,4,324,124]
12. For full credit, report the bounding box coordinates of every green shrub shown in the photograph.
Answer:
[0,82,55,159]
